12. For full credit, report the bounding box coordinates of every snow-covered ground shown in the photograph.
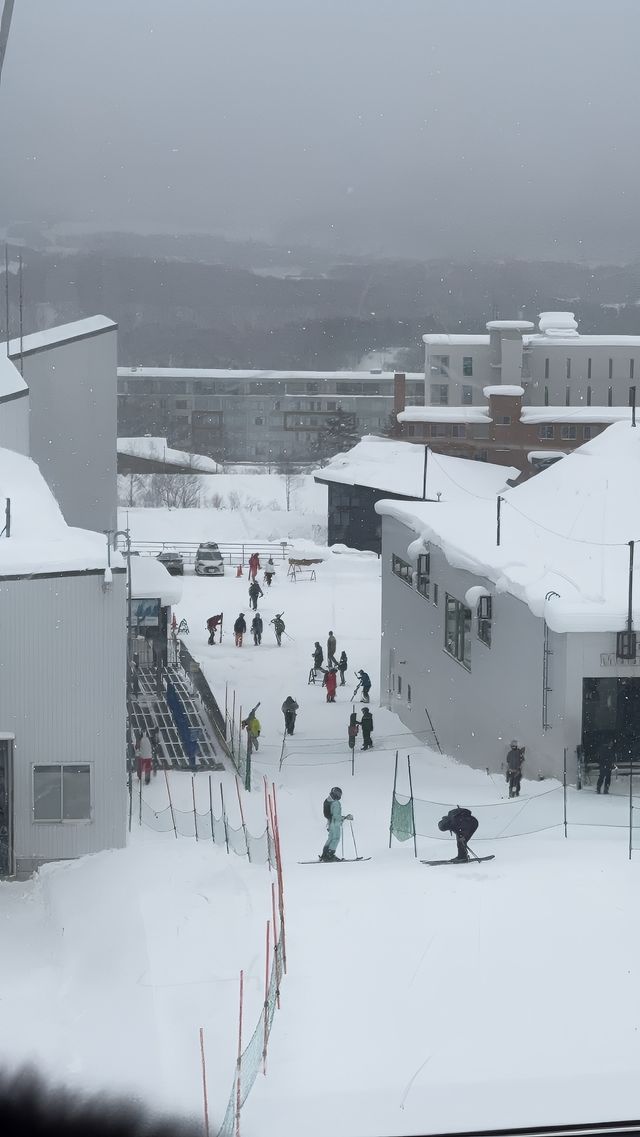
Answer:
[1,509,640,1136]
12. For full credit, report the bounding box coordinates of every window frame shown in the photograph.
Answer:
[416,552,430,599]
[461,385,473,405]
[444,594,472,670]
[392,553,413,587]
[477,595,492,647]
[462,357,473,377]
[560,424,577,440]
[539,424,555,440]
[33,763,92,824]
[430,383,449,406]
[430,354,450,377]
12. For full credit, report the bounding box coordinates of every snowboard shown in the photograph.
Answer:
[298,857,371,864]
[421,855,495,866]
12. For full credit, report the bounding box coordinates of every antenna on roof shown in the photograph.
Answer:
[630,385,636,429]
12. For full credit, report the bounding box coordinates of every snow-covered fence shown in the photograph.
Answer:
[129,540,292,566]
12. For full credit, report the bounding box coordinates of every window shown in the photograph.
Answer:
[587,357,592,380]
[430,384,449,406]
[463,357,473,377]
[416,552,430,599]
[306,382,319,394]
[477,595,492,647]
[432,583,438,606]
[397,675,402,696]
[587,385,592,406]
[497,415,511,426]
[539,425,555,440]
[609,358,614,380]
[450,424,466,438]
[461,385,473,405]
[632,360,636,380]
[430,354,450,376]
[583,426,592,441]
[444,595,471,670]
[630,387,637,408]
[544,358,550,380]
[566,359,571,380]
[254,417,263,426]
[544,385,549,406]
[33,765,91,822]
[608,386,613,407]
[175,399,188,410]
[326,401,336,411]
[392,554,412,585]
[565,386,571,406]
[561,425,577,440]
[407,684,412,706]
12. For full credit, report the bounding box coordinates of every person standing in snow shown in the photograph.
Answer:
[323,667,338,703]
[206,613,222,645]
[312,642,324,673]
[248,579,264,610]
[360,707,374,750]
[242,709,261,751]
[234,612,247,647]
[271,613,285,646]
[437,806,479,863]
[281,696,299,735]
[327,631,338,668]
[321,787,353,862]
[347,711,359,752]
[597,741,615,794]
[264,558,276,587]
[337,650,348,686]
[248,552,261,581]
[251,612,263,645]
[506,741,525,797]
[136,727,153,785]
[355,669,371,702]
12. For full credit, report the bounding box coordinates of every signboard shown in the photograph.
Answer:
[600,652,640,667]
[133,598,161,627]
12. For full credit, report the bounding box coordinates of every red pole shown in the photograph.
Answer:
[191,775,198,842]
[271,881,280,1010]
[199,1026,210,1137]
[263,920,271,1075]
[164,770,177,839]
[236,970,244,1137]
[235,775,251,861]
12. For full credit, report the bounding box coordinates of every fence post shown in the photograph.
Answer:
[563,747,568,838]
[235,970,244,1137]
[262,920,270,1076]
[271,783,287,973]
[235,776,251,861]
[389,749,399,848]
[271,881,281,1010]
[221,782,230,854]
[192,775,198,841]
[208,776,215,845]
[164,770,178,839]
[407,754,418,859]
[199,1027,210,1137]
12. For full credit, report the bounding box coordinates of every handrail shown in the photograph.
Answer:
[129,539,292,565]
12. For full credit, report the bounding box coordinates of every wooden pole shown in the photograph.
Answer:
[225,681,229,735]
[271,880,281,1010]
[563,747,568,838]
[235,775,251,861]
[389,749,399,848]
[262,920,271,1076]
[208,776,215,844]
[221,782,230,854]
[235,970,244,1137]
[199,1027,210,1137]
[407,754,418,859]
[164,770,178,838]
[496,495,502,546]
[192,775,198,842]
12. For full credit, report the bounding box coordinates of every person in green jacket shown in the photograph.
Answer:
[320,787,353,862]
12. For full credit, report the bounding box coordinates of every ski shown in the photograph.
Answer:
[298,857,371,864]
[421,855,495,866]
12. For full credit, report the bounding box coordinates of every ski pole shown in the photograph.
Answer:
[349,819,359,859]
[465,842,482,863]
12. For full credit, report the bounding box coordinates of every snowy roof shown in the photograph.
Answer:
[486,320,535,332]
[422,334,490,347]
[376,422,640,634]
[0,447,121,577]
[0,354,28,401]
[129,556,182,607]
[8,315,116,358]
[525,333,640,348]
[399,406,492,424]
[118,367,423,383]
[521,406,635,424]
[117,437,219,472]
[483,385,525,398]
[314,435,516,500]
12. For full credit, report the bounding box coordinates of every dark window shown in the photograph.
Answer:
[33,764,91,822]
[608,386,613,407]
[450,424,466,438]
[416,552,430,599]
[566,359,571,380]
[255,417,263,426]
[407,683,412,706]
[430,355,449,376]
[561,425,577,440]
[463,357,473,377]
[544,358,550,380]
[444,595,471,670]
[477,595,492,647]
[565,386,571,406]
[274,401,280,410]
[631,360,636,380]
[583,426,592,441]
[586,386,592,406]
[544,386,549,406]
[461,385,473,405]
[430,384,449,406]
[497,416,511,426]
[327,401,336,411]
[539,425,555,440]
[397,675,402,696]
[609,358,614,380]
[392,554,413,586]
[175,399,188,410]
[432,583,438,606]
[405,423,416,437]
[587,358,592,380]
[307,382,320,394]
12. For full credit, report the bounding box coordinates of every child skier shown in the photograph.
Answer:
[320,787,353,862]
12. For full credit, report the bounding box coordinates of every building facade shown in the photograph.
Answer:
[117,367,424,462]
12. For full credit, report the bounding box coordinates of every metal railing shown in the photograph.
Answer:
[129,540,292,565]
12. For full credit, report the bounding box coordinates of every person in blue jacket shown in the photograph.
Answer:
[320,787,353,862]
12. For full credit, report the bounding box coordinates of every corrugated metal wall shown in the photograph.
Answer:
[0,569,127,871]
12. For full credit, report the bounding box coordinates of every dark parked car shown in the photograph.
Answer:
[157,550,184,575]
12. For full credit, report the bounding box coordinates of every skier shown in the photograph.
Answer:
[136,727,153,786]
[327,631,338,668]
[506,740,525,797]
[206,613,222,645]
[271,613,285,646]
[242,709,261,751]
[233,612,247,647]
[248,579,264,610]
[360,707,374,750]
[437,806,479,863]
[312,642,324,673]
[264,557,276,587]
[320,786,353,862]
[347,711,359,752]
[597,741,615,794]
[248,552,261,581]
[355,669,371,702]
[251,612,263,646]
[337,650,348,686]
[323,667,338,703]
[281,695,299,735]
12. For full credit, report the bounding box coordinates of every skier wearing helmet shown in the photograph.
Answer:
[320,787,353,862]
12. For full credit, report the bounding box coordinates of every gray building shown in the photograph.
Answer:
[9,316,118,532]
[117,367,424,463]
[376,422,640,782]
[423,311,640,412]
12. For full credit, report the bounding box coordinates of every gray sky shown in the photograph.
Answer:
[1,0,638,260]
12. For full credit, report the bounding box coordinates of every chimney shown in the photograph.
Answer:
[393,372,406,417]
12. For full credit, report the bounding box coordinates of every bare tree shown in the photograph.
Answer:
[143,472,202,509]
[117,472,146,507]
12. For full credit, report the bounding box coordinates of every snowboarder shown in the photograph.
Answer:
[597,741,615,794]
[248,552,261,581]
[506,740,525,797]
[233,613,246,647]
[437,806,479,863]
[271,613,285,646]
[264,557,276,587]
[248,579,264,610]
[360,707,374,750]
[323,667,338,703]
[242,709,261,751]
[327,631,338,668]
[347,711,359,752]
[251,612,263,646]
[206,613,222,645]
[355,669,371,702]
[281,695,299,735]
[312,642,324,672]
[337,650,348,686]
[320,786,353,862]
[136,727,153,785]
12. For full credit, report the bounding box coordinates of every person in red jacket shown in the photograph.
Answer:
[323,668,338,703]
[248,552,260,581]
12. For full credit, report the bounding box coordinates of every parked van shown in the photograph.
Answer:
[195,542,225,577]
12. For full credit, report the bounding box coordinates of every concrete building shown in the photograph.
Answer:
[375,423,640,783]
[117,367,424,463]
[9,316,118,532]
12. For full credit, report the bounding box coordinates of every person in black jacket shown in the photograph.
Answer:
[233,613,246,647]
[438,806,479,862]
[360,707,374,750]
[506,741,525,798]
[251,612,263,645]
[597,741,615,794]
[312,642,324,672]
[248,579,263,610]
[337,650,348,686]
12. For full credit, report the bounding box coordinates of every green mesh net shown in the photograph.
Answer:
[390,793,415,842]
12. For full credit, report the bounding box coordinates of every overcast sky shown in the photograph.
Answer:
[0,0,638,260]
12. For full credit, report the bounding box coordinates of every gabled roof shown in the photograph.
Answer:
[117,437,219,472]
[376,422,640,634]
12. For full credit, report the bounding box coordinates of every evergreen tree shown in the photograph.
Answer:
[313,406,360,465]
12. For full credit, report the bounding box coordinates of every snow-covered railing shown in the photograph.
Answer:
[129,540,292,565]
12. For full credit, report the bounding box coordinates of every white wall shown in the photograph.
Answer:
[0,392,29,456]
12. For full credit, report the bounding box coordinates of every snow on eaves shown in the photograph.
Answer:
[483,385,525,398]
[118,367,424,382]
[117,437,219,472]
[375,422,640,635]
[8,315,116,357]
[130,556,182,607]
[398,407,491,424]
